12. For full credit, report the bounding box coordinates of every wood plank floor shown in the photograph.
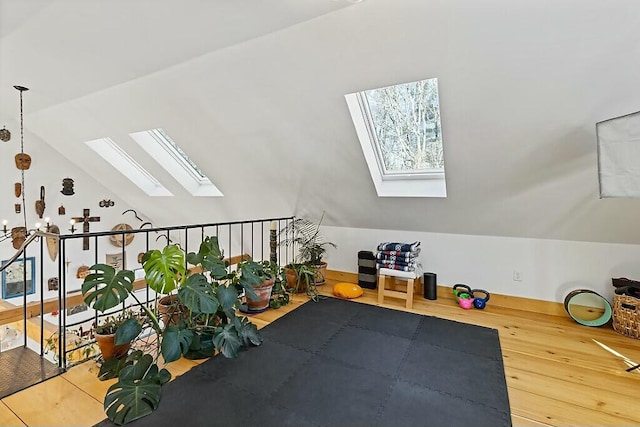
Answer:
[1,281,639,426]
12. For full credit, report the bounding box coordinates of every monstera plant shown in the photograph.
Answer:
[81,236,264,425]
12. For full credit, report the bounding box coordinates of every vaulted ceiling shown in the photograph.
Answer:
[1,0,639,244]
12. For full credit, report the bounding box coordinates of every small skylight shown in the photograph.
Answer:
[85,138,173,196]
[130,129,223,197]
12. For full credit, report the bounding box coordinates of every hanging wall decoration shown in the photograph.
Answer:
[35,186,45,219]
[10,226,26,250]
[0,126,10,142]
[46,224,60,262]
[47,277,59,291]
[109,223,134,247]
[71,208,100,250]
[14,183,21,198]
[61,178,74,196]
[76,265,90,279]
[99,199,114,208]
[58,205,66,215]
[14,153,31,170]
[14,204,20,214]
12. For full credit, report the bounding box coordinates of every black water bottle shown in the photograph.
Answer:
[423,272,437,300]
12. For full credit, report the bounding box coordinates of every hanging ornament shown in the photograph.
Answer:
[11,226,27,250]
[58,204,66,215]
[14,183,21,197]
[35,186,45,218]
[14,153,31,170]
[0,126,10,142]
[14,203,21,214]
[61,178,74,196]
[99,199,115,208]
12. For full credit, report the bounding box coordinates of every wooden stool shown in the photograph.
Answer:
[377,268,422,309]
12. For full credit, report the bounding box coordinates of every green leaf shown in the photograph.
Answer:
[178,273,219,314]
[161,326,194,363]
[193,236,229,279]
[157,368,171,385]
[142,245,186,294]
[104,355,162,425]
[81,264,135,312]
[216,284,239,317]
[213,324,242,358]
[234,316,263,347]
[114,318,143,345]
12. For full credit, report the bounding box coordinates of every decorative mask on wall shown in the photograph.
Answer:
[76,265,90,279]
[14,183,21,197]
[48,277,59,291]
[0,126,10,142]
[61,178,74,196]
[35,186,46,219]
[11,226,27,250]
[14,153,31,170]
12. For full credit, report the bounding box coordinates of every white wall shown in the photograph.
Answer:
[322,225,640,304]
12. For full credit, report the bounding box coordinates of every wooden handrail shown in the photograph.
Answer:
[0,253,252,327]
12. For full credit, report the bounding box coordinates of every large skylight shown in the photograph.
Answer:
[85,138,173,196]
[345,78,447,197]
[130,129,223,197]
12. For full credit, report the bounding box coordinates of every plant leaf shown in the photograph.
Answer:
[216,284,239,317]
[142,245,185,294]
[114,318,143,345]
[178,273,219,314]
[161,326,194,363]
[234,316,263,347]
[81,264,135,312]
[213,324,241,358]
[104,355,162,425]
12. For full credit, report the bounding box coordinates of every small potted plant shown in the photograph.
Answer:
[236,259,274,312]
[93,310,141,360]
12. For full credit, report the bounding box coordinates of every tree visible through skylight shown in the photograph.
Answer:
[362,78,444,175]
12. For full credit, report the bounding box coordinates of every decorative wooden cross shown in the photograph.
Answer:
[71,208,100,250]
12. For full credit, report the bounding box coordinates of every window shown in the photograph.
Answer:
[130,129,223,197]
[345,78,447,197]
[85,138,173,197]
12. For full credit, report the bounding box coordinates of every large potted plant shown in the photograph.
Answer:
[81,236,263,425]
[279,214,337,291]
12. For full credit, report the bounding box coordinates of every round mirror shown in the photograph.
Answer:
[564,290,612,327]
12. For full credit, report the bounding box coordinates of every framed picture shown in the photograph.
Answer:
[105,253,125,271]
[2,257,36,299]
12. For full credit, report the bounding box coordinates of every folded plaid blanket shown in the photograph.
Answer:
[377,241,421,252]
[376,251,420,263]
[377,259,417,268]
[376,262,416,272]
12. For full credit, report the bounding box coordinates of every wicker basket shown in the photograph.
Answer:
[612,294,640,339]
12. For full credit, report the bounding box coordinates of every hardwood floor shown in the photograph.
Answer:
[1,280,639,426]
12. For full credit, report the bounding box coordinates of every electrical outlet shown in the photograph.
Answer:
[513,270,523,282]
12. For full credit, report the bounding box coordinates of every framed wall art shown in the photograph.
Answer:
[2,257,36,299]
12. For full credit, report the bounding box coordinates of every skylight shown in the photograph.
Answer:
[130,129,223,197]
[85,138,173,196]
[345,78,447,197]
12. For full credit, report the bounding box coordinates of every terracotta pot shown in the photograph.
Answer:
[313,262,328,285]
[158,294,185,327]
[246,279,274,311]
[95,333,131,360]
[285,268,306,293]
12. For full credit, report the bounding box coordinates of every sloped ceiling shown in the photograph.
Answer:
[1,0,640,244]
